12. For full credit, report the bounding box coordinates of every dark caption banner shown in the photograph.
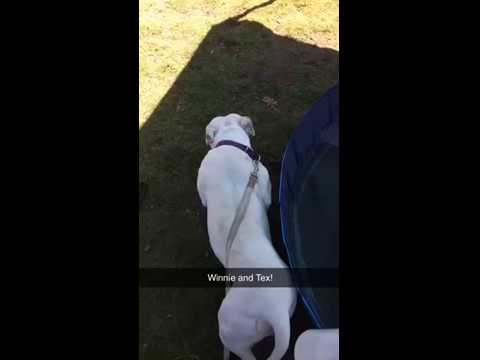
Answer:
[139,268,338,288]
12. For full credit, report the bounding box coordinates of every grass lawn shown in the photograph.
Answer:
[139,1,338,359]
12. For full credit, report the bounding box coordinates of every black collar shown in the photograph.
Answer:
[215,140,259,161]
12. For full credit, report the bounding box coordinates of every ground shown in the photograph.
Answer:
[139,1,338,359]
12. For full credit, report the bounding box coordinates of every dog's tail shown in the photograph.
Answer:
[265,307,291,360]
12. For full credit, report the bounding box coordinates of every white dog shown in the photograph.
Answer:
[197,114,297,360]
[294,329,339,360]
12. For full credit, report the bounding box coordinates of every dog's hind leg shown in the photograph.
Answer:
[240,350,256,360]
[219,299,257,360]
[235,349,255,360]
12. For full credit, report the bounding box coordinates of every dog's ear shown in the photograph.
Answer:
[238,116,255,137]
[205,123,217,147]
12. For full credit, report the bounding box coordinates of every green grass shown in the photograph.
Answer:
[140,0,338,127]
[139,1,338,359]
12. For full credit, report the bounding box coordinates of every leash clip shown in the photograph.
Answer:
[248,158,260,188]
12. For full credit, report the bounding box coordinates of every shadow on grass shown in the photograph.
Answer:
[139,7,338,360]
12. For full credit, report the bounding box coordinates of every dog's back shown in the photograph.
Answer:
[197,145,272,266]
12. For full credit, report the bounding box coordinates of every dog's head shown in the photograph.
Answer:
[205,113,255,148]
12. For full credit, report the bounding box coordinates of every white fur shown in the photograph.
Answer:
[197,114,297,360]
[294,329,339,360]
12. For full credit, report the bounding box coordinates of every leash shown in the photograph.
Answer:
[224,156,260,294]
